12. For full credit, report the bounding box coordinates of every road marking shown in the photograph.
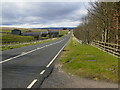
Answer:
[26,38,67,88]
[40,70,45,75]
[0,54,24,64]
[0,39,64,64]
[46,38,70,68]
[37,47,40,49]
[21,52,26,55]
[27,79,37,89]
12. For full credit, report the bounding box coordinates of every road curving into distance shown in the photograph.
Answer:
[1,33,71,88]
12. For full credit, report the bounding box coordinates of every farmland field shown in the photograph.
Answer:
[1,27,68,44]
[0,27,48,33]
[2,33,34,43]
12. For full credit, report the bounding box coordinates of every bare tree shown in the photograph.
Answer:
[73,2,119,45]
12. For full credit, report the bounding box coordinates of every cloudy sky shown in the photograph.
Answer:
[1,1,91,28]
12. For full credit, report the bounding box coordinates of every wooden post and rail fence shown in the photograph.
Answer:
[92,41,120,58]
[74,37,120,58]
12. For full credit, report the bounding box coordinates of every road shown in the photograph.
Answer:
[1,33,71,88]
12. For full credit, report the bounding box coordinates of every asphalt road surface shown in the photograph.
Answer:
[1,33,71,88]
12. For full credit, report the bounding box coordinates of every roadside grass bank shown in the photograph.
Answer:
[1,38,60,51]
[59,36,118,83]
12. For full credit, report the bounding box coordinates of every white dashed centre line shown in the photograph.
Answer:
[40,70,45,75]
[27,79,37,89]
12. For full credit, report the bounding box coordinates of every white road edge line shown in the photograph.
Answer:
[0,39,64,64]
[27,79,37,89]
[40,70,45,75]
[46,38,70,68]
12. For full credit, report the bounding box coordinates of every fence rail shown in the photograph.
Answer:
[92,41,120,57]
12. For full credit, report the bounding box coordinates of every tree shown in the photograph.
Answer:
[74,2,119,44]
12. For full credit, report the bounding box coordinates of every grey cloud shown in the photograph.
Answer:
[1,2,88,27]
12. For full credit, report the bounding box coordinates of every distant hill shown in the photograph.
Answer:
[32,27,76,30]
[1,27,76,31]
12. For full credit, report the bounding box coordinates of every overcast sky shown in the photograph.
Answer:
[1,1,91,28]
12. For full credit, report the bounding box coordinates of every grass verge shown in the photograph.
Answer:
[59,36,118,83]
[1,38,59,51]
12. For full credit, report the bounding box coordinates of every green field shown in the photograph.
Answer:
[0,27,47,44]
[1,27,68,44]
[59,36,118,82]
[59,30,69,35]
[1,27,69,34]
[0,27,68,50]
[2,33,34,43]
[1,27,48,33]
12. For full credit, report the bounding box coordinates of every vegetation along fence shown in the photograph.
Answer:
[92,41,120,58]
